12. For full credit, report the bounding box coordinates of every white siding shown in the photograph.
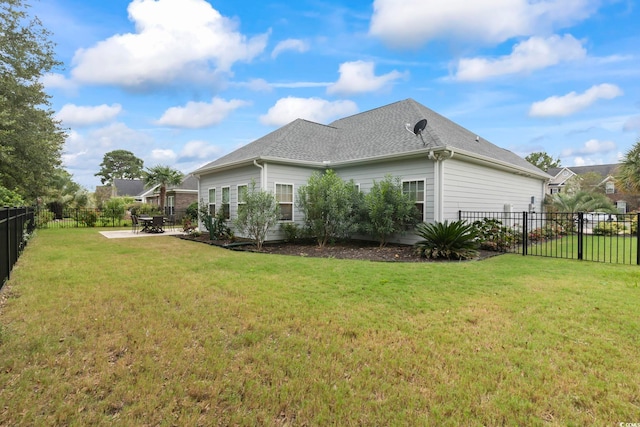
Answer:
[442,158,546,219]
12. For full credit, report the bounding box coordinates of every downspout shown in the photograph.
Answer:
[253,160,265,190]
[430,149,454,222]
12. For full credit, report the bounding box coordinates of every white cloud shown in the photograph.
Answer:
[455,34,586,81]
[56,104,123,127]
[327,61,407,95]
[235,78,273,92]
[259,97,358,126]
[369,0,597,48]
[41,73,78,94]
[150,149,177,163]
[560,139,617,157]
[156,97,250,128]
[271,39,309,58]
[179,140,223,160]
[70,0,268,87]
[529,84,623,117]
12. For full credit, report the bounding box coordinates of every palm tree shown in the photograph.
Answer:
[618,138,640,193]
[546,190,615,213]
[142,165,183,212]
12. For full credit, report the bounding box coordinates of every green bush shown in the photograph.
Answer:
[79,210,98,227]
[281,222,300,243]
[414,220,479,260]
[185,202,199,221]
[35,209,54,228]
[592,222,626,236]
[472,218,519,252]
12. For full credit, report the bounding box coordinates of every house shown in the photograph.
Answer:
[95,179,145,207]
[142,174,198,217]
[547,164,636,212]
[192,99,550,243]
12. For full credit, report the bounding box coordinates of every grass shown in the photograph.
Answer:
[1,228,639,425]
[530,234,638,264]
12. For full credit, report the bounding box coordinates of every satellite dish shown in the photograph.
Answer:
[413,119,427,136]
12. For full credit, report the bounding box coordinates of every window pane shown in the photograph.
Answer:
[208,188,215,203]
[280,204,292,221]
[222,187,230,203]
[238,185,247,204]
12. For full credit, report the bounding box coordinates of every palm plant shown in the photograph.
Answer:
[414,220,479,260]
[546,190,615,213]
[142,165,183,212]
[618,139,640,193]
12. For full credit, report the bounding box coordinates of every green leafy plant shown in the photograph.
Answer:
[414,220,479,260]
[363,175,421,247]
[281,222,300,243]
[234,181,280,250]
[592,222,626,236]
[35,208,54,228]
[79,210,98,227]
[199,202,232,241]
[472,218,519,252]
[297,169,361,247]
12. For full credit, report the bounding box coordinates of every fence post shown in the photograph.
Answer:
[458,210,461,221]
[577,212,584,261]
[522,211,528,256]
[637,213,640,266]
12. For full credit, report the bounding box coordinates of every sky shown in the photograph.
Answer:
[33,0,640,191]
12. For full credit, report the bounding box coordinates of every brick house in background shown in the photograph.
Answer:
[142,174,198,217]
[547,164,639,212]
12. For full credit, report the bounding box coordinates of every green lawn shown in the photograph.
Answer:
[1,229,639,425]
[529,234,638,264]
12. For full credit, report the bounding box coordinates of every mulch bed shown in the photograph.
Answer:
[178,234,502,262]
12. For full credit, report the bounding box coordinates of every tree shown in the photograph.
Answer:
[364,175,421,247]
[618,138,640,193]
[0,0,66,202]
[233,180,280,251]
[95,150,144,185]
[546,190,615,213]
[142,165,183,212]
[525,152,560,172]
[296,169,361,247]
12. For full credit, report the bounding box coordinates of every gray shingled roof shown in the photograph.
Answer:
[193,99,547,177]
[114,179,145,197]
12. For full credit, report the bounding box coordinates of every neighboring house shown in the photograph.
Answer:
[95,179,145,206]
[547,164,637,212]
[142,174,198,217]
[192,99,550,243]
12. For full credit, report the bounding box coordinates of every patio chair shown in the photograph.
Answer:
[131,215,139,233]
[151,215,165,233]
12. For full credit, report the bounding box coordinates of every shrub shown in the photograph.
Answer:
[592,222,626,236]
[79,210,98,227]
[199,203,232,241]
[234,181,280,250]
[35,209,54,228]
[472,218,519,252]
[281,222,300,243]
[414,220,479,260]
[297,170,361,247]
[185,202,199,221]
[363,175,421,247]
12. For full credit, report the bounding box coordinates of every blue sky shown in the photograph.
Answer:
[34,0,640,191]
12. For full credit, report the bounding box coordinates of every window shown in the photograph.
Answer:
[606,181,615,194]
[550,187,561,194]
[237,184,247,217]
[208,188,216,216]
[276,183,293,221]
[222,187,230,220]
[403,180,425,220]
[166,195,175,216]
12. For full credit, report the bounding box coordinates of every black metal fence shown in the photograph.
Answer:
[1,206,36,288]
[34,207,190,229]
[460,210,640,265]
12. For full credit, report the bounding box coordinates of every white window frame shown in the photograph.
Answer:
[275,182,294,221]
[208,188,216,216]
[237,184,248,217]
[605,181,615,194]
[166,195,175,216]
[221,186,230,220]
[402,179,425,222]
